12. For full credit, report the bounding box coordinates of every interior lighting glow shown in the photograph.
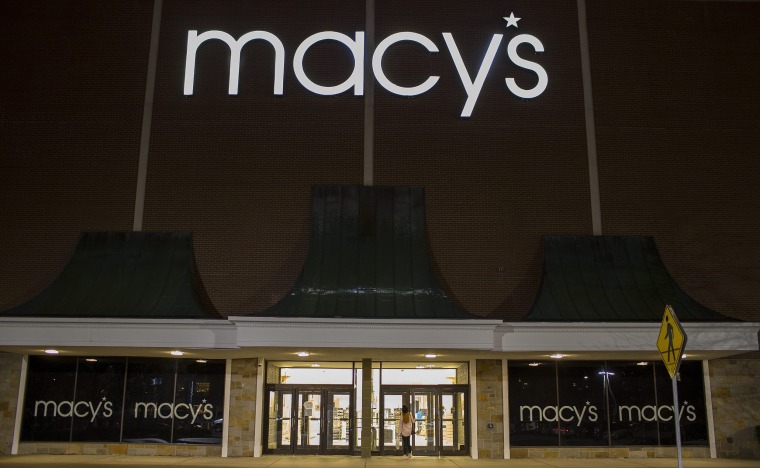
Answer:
[637,361,649,366]
[296,351,310,357]
[85,358,98,362]
[528,362,541,367]
[44,349,59,354]
[170,350,184,356]
[196,359,207,363]
[311,363,320,367]
[549,354,565,359]
[425,354,437,358]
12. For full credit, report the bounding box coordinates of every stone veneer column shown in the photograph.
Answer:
[226,358,259,457]
[475,359,504,459]
[709,358,760,460]
[0,353,22,455]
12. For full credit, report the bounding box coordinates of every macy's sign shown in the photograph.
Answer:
[183,14,548,117]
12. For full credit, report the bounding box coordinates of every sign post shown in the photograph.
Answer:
[657,305,687,468]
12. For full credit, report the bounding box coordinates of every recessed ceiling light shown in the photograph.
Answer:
[549,354,565,359]
[681,354,688,359]
[425,354,437,359]
[85,358,98,362]
[311,363,320,367]
[196,359,207,363]
[44,349,59,354]
[637,361,648,366]
[170,350,184,356]
[528,362,541,367]
[297,351,310,357]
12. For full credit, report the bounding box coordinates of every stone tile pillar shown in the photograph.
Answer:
[226,358,259,457]
[475,359,504,459]
[0,353,22,455]
[709,358,760,460]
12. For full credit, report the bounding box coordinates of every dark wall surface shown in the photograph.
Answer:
[1,1,758,321]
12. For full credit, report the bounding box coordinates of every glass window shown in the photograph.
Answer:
[172,360,225,444]
[606,361,658,445]
[121,358,176,443]
[508,360,708,448]
[508,361,558,446]
[655,361,707,446]
[71,357,126,442]
[21,356,78,441]
[556,362,607,446]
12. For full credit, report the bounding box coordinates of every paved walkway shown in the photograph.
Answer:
[1,455,759,468]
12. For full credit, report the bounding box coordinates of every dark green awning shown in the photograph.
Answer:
[1,232,220,319]
[263,186,475,319]
[525,235,733,322]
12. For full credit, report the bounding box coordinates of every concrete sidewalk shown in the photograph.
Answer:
[1,455,759,468]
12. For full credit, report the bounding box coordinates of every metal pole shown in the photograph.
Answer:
[672,376,683,468]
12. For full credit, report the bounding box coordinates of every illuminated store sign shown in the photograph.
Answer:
[183,12,547,117]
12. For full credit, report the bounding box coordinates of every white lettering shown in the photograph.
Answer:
[559,405,574,422]
[158,402,174,419]
[184,30,285,95]
[74,401,89,418]
[372,32,440,96]
[443,33,503,118]
[57,401,73,418]
[174,403,190,420]
[293,31,364,96]
[505,34,548,98]
[658,405,673,421]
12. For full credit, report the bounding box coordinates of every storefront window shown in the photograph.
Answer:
[21,356,78,442]
[508,361,558,446]
[508,360,707,448]
[21,356,225,444]
[173,360,225,444]
[556,362,607,446]
[71,357,125,442]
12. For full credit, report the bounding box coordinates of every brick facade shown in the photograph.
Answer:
[1,1,758,323]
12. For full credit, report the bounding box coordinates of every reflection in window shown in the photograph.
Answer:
[556,362,607,446]
[21,356,225,445]
[508,362,558,446]
[508,360,707,448]
[21,356,78,442]
[71,358,125,442]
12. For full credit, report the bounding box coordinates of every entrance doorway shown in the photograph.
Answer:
[380,386,468,456]
[265,386,353,454]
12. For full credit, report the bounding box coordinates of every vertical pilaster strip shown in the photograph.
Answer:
[133,0,163,231]
[11,355,27,455]
[502,358,510,459]
[469,359,478,459]
[577,0,602,235]
[702,360,717,458]
[254,358,265,457]
[361,358,372,457]
[363,0,375,186]
[222,358,231,457]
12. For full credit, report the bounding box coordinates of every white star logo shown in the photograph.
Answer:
[504,12,520,28]
[202,399,207,403]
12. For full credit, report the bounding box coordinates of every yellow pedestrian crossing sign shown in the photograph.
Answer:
[657,305,687,380]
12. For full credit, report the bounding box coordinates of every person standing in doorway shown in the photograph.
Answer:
[398,405,415,458]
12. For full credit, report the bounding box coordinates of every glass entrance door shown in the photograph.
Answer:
[441,390,467,454]
[380,386,468,456]
[265,386,352,455]
[325,390,351,453]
